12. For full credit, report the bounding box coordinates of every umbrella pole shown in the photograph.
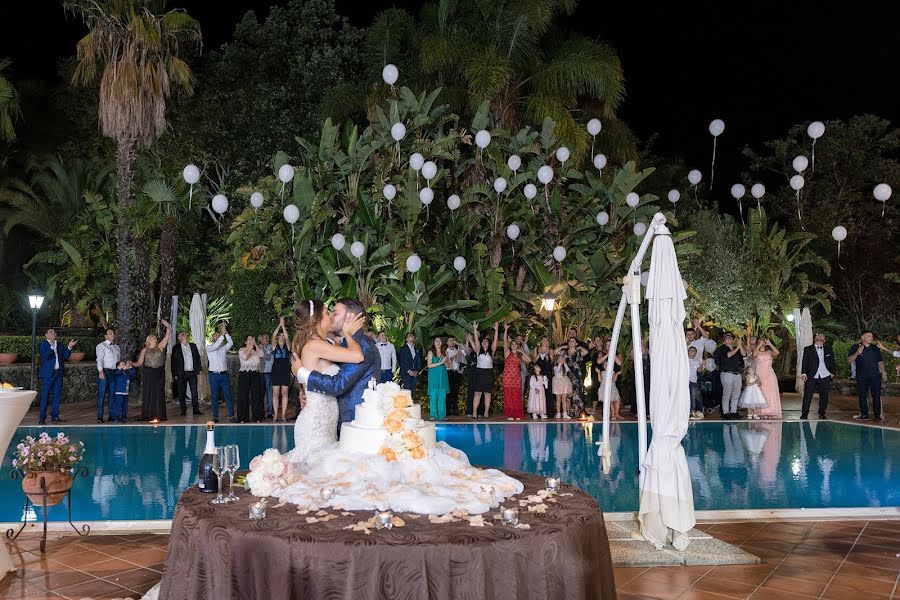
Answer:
[599,292,629,474]
[629,275,648,487]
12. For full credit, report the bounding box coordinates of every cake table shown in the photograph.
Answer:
[159,469,616,600]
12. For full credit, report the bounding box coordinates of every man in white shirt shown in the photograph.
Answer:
[685,318,709,358]
[206,322,235,423]
[687,346,704,419]
[375,331,397,383]
[95,327,120,423]
[800,333,837,419]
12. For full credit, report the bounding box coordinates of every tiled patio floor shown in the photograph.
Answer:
[2,519,899,599]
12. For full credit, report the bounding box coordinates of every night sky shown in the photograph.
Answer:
[2,1,898,185]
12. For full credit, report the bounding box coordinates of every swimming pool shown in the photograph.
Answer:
[2,421,898,522]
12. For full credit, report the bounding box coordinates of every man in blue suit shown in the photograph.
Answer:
[38,328,76,425]
[397,332,422,391]
[294,298,380,433]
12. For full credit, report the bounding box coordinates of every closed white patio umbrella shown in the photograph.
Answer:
[189,293,209,402]
[638,224,696,551]
[795,307,813,394]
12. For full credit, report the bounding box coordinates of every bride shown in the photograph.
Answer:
[287,298,365,462]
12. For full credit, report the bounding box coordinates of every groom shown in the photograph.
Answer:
[294,298,380,433]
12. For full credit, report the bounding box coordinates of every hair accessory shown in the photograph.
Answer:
[309,299,314,317]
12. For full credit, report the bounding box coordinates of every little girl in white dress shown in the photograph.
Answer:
[739,367,768,418]
[527,364,548,419]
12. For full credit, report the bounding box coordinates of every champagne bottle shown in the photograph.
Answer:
[198,422,218,493]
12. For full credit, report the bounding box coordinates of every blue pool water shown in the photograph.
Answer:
[2,421,898,522]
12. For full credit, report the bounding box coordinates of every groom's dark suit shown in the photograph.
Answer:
[305,330,380,433]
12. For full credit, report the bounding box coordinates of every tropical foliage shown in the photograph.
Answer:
[0,58,20,142]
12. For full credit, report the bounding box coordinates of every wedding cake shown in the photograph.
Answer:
[339,380,437,458]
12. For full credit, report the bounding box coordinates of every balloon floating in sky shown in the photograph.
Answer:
[708,118,725,189]
[382,64,399,86]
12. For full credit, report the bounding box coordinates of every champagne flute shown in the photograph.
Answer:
[225,444,240,502]
[210,446,227,505]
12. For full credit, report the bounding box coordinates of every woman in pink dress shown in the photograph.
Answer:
[754,339,781,419]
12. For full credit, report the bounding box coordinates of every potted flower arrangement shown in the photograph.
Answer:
[12,432,85,506]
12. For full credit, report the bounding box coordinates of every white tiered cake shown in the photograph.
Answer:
[339,380,436,455]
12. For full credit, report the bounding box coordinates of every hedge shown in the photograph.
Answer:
[229,269,279,342]
[831,339,898,378]
[0,335,101,362]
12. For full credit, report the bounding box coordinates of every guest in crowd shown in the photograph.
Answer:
[171,330,203,417]
[754,338,781,419]
[714,333,746,419]
[425,336,449,420]
[38,328,77,425]
[398,332,422,391]
[848,330,886,421]
[376,330,397,383]
[134,320,171,422]
[527,363,548,419]
[258,333,274,419]
[111,360,136,423]
[738,366,768,417]
[631,338,651,418]
[206,322,236,423]
[597,339,623,420]
[445,336,464,416]
[801,333,836,419]
[502,322,530,421]
[270,318,292,423]
[688,346,704,420]
[685,318,709,357]
[567,327,589,350]
[237,335,264,423]
[532,337,554,397]
[465,333,477,416]
[744,335,758,370]
[587,336,604,413]
[552,352,572,419]
[95,327,120,423]
[558,337,589,417]
[470,321,499,419]
[875,334,900,376]
[515,332,530,396]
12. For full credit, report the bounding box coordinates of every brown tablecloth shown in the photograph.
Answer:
[159,469,616,600]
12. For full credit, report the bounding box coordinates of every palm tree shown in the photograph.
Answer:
[64,0,201,355]
[0,58,20,142]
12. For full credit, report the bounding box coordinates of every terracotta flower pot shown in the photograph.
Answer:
[68,352,86,363]
[0,353,18,366]
[22,471,73,507]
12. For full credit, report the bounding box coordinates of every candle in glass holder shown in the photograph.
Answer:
[320,487,335,502]
[249,500,267,520]
[375,511,393,530]
[501,506,519,525]
[545,477,560,492]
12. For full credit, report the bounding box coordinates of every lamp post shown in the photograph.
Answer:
[28,294,44,391]
[541,291,557,344]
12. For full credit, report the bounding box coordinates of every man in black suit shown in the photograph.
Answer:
[397,332,422,391]
[800,333,837,420]
[171,330,203,416]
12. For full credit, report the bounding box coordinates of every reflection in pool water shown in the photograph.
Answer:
[1,421,897,522]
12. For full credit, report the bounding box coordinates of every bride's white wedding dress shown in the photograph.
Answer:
[287,363,340,463]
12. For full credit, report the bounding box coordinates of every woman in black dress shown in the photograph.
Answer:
[238,335,263,423]
[469,321,499,419]
[270,317,293,422]
[135,319,172,422]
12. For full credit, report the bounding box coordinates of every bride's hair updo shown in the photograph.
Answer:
[293,298,326,356]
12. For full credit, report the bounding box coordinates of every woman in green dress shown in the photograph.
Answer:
[426,336,449,421]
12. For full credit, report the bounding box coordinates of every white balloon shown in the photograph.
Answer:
[419,187,434,205]
[633,222,647,237]
[668,189,680,203]
[250,192,264,209]
[350,241,365,258]
[873,183,892,202]
[587,118,602,136]
[447,194,461,210]
[493,177,508,194]
[730,183,746,199]
[751,183,766,199]
[475,129,491,149]
[831,225,847,242]
[593,154,607,170]
[182,164,200,185]
[640,271,649,287]
[596,211,609,226]
[382,64,399,85]
[792,155,809,173]
[507,155,521,171]
[453,256,467,272]
[282,203,299,224]
[555,146,570,163]
[383,184,397,200]
[807,121,825,139]
[537,166,553,185]
[390,122,406,142]
[552,246,567,262]
[704,338,717,355]
[790,175,805,191]
[278,164,295,183]
[422,160,437,181]
[688,169,702,185]
[625,192,640,208]
[409,153,424,171]
[709,119,725,137]
[506,223,520,240]
[211,194,228,214]
[523,183,537,199]
[331,233,346,250]
[406,254,422,273]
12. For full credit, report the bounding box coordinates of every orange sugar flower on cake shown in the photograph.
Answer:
[388,407,410,421]
[383,418,403,433]
[410,446,427,460]
[393,394,410,409]
[378,447,398,462]
[401,431,423,449]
